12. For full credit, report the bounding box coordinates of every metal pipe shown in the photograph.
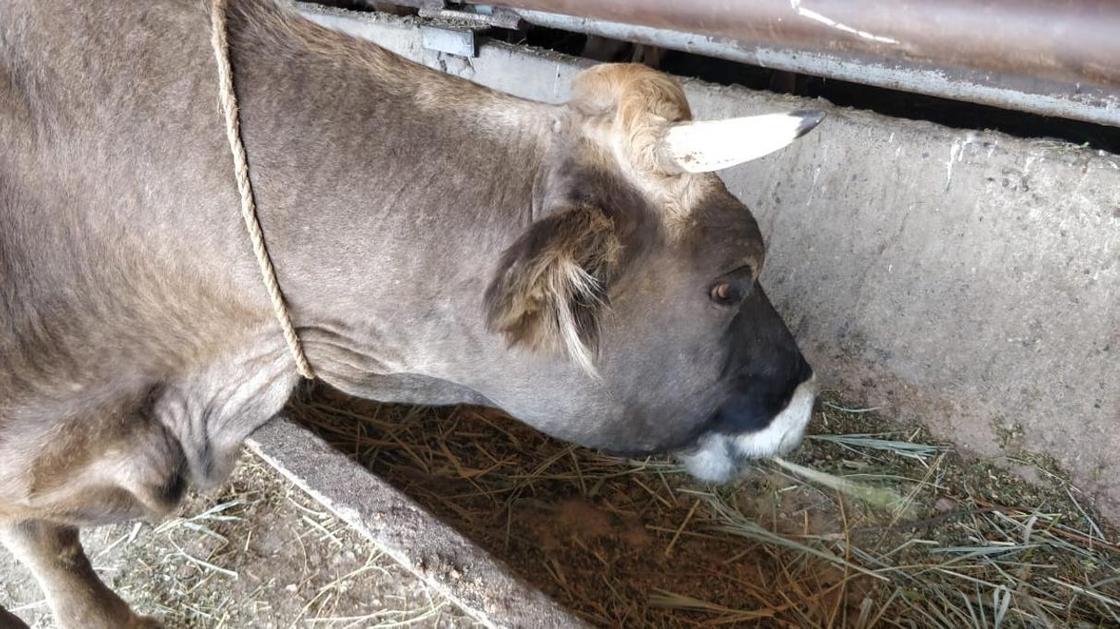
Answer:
[487,0,1120,85]
[480,1,1120,126]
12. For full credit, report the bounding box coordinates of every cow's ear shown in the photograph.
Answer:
[484,204,622,376]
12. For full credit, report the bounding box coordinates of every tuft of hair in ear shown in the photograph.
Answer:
[485,205,622,377]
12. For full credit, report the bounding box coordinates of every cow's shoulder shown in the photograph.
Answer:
[0,344,297,526]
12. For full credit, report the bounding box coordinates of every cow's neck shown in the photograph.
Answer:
[225,1,553,397]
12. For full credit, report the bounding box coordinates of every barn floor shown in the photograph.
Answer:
[4,392,1118,628]
[0,455,477,629]
[292,386,1120,628]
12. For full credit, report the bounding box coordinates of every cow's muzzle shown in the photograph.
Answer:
[677,375,817,483]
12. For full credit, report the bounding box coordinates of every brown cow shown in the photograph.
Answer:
[0,0,821,626]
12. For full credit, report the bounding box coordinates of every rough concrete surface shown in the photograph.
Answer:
[247,419,587,629]
[302,4,1120,522]
[0,453,474,628]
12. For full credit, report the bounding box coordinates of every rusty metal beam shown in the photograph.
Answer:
[486,1,1120,85]
[474,0,1120,127]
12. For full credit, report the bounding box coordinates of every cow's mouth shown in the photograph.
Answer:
[677,376,817,483]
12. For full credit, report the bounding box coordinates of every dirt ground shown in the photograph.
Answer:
[5,390,1118,628]
[293,387,1120,628]
[0,454,478,629]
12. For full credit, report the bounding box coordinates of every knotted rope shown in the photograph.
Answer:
[209,0,315,379]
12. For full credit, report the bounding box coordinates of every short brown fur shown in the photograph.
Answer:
[568,64,716,226]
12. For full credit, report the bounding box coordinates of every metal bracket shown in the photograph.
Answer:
[419,24,479,57]
[415,4,524,58]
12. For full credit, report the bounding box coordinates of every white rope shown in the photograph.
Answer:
[209,0,315,379]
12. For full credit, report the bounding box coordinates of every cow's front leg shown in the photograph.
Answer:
[0,521,161,629]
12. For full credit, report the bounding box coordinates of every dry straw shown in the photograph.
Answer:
[290,384,1120,627]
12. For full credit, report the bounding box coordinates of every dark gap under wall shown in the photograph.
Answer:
[514,26,1120,154]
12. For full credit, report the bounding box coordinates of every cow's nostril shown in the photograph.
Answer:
[797,359,814,387]
[729,376,817,459]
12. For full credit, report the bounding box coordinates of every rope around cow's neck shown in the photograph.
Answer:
[209,0,315,379]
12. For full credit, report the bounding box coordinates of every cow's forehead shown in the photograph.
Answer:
[570,116,720,234]
[686,190,768,274]
[555,138,766,274]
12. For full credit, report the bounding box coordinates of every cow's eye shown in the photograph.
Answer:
[709,280,743,306]
[709,265,754,306]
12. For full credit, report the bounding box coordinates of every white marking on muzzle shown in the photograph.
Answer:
[732,376,817,458]
[679,376,818,483]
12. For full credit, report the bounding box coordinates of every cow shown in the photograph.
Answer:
[0,0,822,626]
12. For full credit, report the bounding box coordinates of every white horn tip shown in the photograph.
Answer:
[663,109,827,174]
[792,109,827,138]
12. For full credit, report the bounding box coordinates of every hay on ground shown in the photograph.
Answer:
[289,384,1120,628]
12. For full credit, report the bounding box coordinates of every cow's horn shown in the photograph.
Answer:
[661,110,825,174]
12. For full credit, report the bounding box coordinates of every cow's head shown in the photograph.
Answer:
[478,64,821,482]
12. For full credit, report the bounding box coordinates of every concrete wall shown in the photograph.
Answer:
[302,6,1120,521]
